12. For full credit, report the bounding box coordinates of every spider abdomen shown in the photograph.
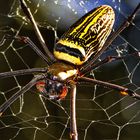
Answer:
[54,5,115,65]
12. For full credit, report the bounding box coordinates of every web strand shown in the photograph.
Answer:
[0,0,140,140]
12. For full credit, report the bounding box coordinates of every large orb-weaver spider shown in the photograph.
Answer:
[0,0,140,139]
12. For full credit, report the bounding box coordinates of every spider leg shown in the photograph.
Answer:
[0,67,48,79]
[0,74,45,116]
[4,35,51,65]
[77,76,140,100]
[81,51,140,75]
[19,0,56,63]
[69,81,78,140]
[81,3,140,73]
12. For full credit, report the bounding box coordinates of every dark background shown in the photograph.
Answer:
[0,0,140,140]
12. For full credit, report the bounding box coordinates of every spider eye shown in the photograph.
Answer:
[55,83,63,91]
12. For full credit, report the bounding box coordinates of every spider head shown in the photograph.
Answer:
[36,78,68,100]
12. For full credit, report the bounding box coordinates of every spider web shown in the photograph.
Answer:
[0,0,140,140]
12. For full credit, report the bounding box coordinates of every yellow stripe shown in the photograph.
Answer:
[54,51,84,65]
[69,6,109,38]
[58,40,85,56]
[79,8,107,38]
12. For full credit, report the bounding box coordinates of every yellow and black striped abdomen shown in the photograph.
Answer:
[54,5,115,65]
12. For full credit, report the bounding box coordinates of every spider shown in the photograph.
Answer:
[0,0,140,139]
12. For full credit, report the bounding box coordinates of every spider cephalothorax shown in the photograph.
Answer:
[36,62,78,100]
